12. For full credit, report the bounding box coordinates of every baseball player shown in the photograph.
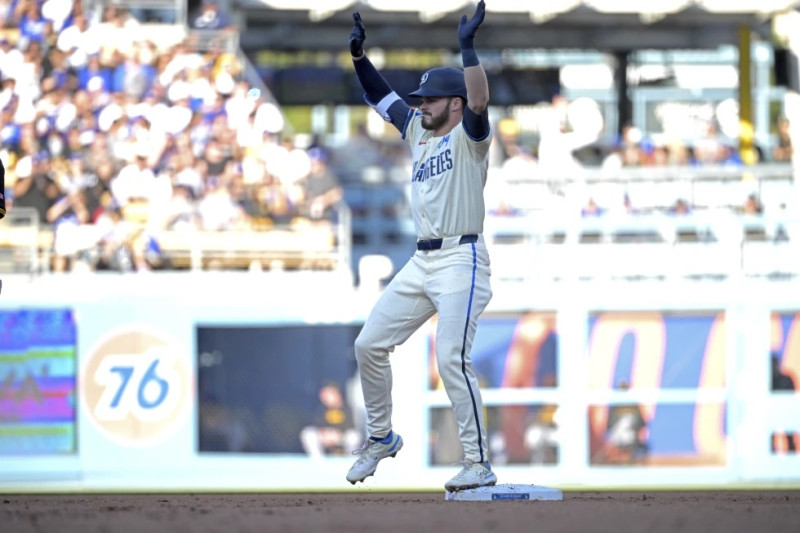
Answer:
[345,1,496,492]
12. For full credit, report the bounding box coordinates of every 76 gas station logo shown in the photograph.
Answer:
[82,327,189,446]
[92,347,182,423]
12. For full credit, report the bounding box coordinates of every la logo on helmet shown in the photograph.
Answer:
[420,72,429,84]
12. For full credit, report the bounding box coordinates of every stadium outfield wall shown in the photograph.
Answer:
[0,272,798,492]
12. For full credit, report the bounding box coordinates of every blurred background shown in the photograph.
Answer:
[0,0,799,491]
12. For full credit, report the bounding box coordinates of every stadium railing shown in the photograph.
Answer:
[156,204,351,272]
[0,207,48,275]
[483,162,800,282]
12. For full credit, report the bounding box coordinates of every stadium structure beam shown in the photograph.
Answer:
[236,3,781,53]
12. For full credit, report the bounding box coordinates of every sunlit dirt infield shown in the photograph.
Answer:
[2,491,799,533]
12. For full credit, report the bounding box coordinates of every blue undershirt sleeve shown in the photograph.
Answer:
[462,105,490,141]
[353,55,392,104]
[353,55,411,133]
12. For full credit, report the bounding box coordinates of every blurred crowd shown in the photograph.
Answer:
[0,0,795,273]
[487,94,795,219]
[1,0,343,272]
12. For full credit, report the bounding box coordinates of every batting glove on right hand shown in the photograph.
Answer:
[349,12,366,57]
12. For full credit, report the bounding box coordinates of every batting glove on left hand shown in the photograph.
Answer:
[350,12,366,57]
[458,0,486,49]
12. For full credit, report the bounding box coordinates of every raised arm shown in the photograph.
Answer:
[457,1,490,140]
[350,13,411,132]
[458,1,489,114]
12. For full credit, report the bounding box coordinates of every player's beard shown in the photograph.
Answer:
[421,103,451,131]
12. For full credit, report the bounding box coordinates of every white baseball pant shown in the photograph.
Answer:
[354,235,492,463]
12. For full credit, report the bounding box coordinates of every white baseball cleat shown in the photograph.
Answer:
[346,432,404,484]
[445,460,497,492]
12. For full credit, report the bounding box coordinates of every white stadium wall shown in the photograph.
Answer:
[0,272,798,492]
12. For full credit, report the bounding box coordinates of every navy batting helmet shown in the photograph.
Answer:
[408,67,467,100]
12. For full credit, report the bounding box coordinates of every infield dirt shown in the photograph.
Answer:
[2,490,799,533]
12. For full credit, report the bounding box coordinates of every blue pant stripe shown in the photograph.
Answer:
[459,242,484,463]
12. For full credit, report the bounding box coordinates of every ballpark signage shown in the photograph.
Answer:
[81,325,190,447]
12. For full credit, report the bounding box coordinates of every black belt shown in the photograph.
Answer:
[417,234,478,251]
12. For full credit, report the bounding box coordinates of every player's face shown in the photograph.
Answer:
[420,97,454,131]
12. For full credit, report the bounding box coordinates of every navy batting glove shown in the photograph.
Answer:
[350,12,366,57]
[458,0,485,50]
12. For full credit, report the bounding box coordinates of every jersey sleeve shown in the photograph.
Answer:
[366,93,413,136]
[402,110,423,145]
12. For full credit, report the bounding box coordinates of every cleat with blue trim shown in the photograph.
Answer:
[346,432,403,484]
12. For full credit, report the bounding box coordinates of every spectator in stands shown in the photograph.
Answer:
[500,143,538,181]
[200,135,233,188]
[76,53,110,92]
[148,155,175,208]
[602,380,649,464]
[693,122,725,165]
[537,94,602,179]
[669,198,691,215]
[524,400,559,465]
[742,193,763,215]
[57,152,91,191]
[300,381,360,458]
[0,36,22,76]
[0,103,20,149]
[161,184,201,231]
[41,47,71,92]
[13,152,60,224]
[82,157,114,222]
[0,0,13,28]
[224,80,256,132]
[18,1,52,47]
[15,39,46,103]
[266,135,311,187]
[196,171,248,231]
[110,144,158,208]
[299,147,343,221]
[250,177,300,226]
[581,196,604,217]
[190,0,232,31]
[47,186,91,272]
[773,117,793,162]
[602,124,653,171]
[664,138,693,166]
[719,142,744,166]
[94,203,137,271]
[57,11,93,69]
[84,128,112,171]
[170,147,201,196]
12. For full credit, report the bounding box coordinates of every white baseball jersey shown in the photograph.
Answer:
[404,110,491,239]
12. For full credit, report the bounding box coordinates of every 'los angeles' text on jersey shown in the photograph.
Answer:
[413,137,454,182]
